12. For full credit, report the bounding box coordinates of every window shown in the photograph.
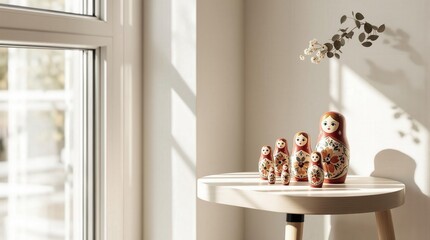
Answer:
[0,0,142,240]
[0,0,93,15]
[0,47,93,240]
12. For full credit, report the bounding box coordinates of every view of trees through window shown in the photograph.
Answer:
[0,47,87,240]
[0,0,97,239]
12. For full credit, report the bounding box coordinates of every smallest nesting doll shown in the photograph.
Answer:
[273,138,290,177]
[280,164,290,185]
[308,152,324,188]
[268,167,276,184]
[258,146,273,180]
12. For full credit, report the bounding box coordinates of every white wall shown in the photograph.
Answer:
[143,0,245,239]
[144,0,430,239]
[143,0,196,239]
[245,0,430,239]
[196,0,245,240]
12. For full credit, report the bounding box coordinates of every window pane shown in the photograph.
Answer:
[0,0,93,16]
[0,47,93,240]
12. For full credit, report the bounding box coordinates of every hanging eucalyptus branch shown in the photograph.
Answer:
[300,11,385,64]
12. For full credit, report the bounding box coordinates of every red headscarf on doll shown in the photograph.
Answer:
[317,111,349,147]
[292,132,312,153]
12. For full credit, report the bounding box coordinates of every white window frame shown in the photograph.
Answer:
[0,1,142,240]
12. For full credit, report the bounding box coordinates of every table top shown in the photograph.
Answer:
[197,172,405,214]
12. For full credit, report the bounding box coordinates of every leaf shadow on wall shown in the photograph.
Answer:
[364,27,427,145]
[383,28,424,66]
[364,59,424,146]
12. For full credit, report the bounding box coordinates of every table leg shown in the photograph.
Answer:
[375,210,395,240]
[285,214,304,240]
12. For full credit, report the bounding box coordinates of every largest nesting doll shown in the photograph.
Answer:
[315,111,350,183]
[290,132,311,181]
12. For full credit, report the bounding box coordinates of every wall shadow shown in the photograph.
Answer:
[243,2,430,240]
[327,24,430,239]
[371,149,429,239]
[328,149,429,239]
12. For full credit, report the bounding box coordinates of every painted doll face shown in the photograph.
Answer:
[295,134,308,147]
[321,116,339,134]
[276,139,286,149]
[261,146,271,156]
[311,152,320,162]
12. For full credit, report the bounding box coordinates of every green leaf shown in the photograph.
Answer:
[372,25,378,30]
[364,22,372,33]
[355,12,364,20]
[362,41,372,47]
[332,34,340,41]
[324,43,333,51]
[340,38,345,46]
[367,35,379,41]
[340,15,347,24]
[335,53,340,59]
[359,32,366,42]
[327,52,334,58]
[378,24,385,33]
[355,20,361,29]
[334,40,341,50]
[346,31,354,38]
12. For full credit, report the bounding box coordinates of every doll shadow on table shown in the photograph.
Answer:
[328,149,428,240]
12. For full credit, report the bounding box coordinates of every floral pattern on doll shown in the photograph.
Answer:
[291,150,310,179]
[308,166,324,186]
[274,152,288,175]
[259,158,273,179]
[316,136,349,179]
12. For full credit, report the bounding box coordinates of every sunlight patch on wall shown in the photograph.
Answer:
[171,89,196,240]
[170,0,197,239]
[171,0,196,95]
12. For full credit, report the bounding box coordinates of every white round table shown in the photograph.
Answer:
[197,172,405,240]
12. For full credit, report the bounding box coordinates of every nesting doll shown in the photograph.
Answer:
[273,138,290,177]
[281,163,290,185]
[308,152,324,188]
[315,111,350,183]
[268,167,276,184]
[290,132,312,181]
[258,146,273,180]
